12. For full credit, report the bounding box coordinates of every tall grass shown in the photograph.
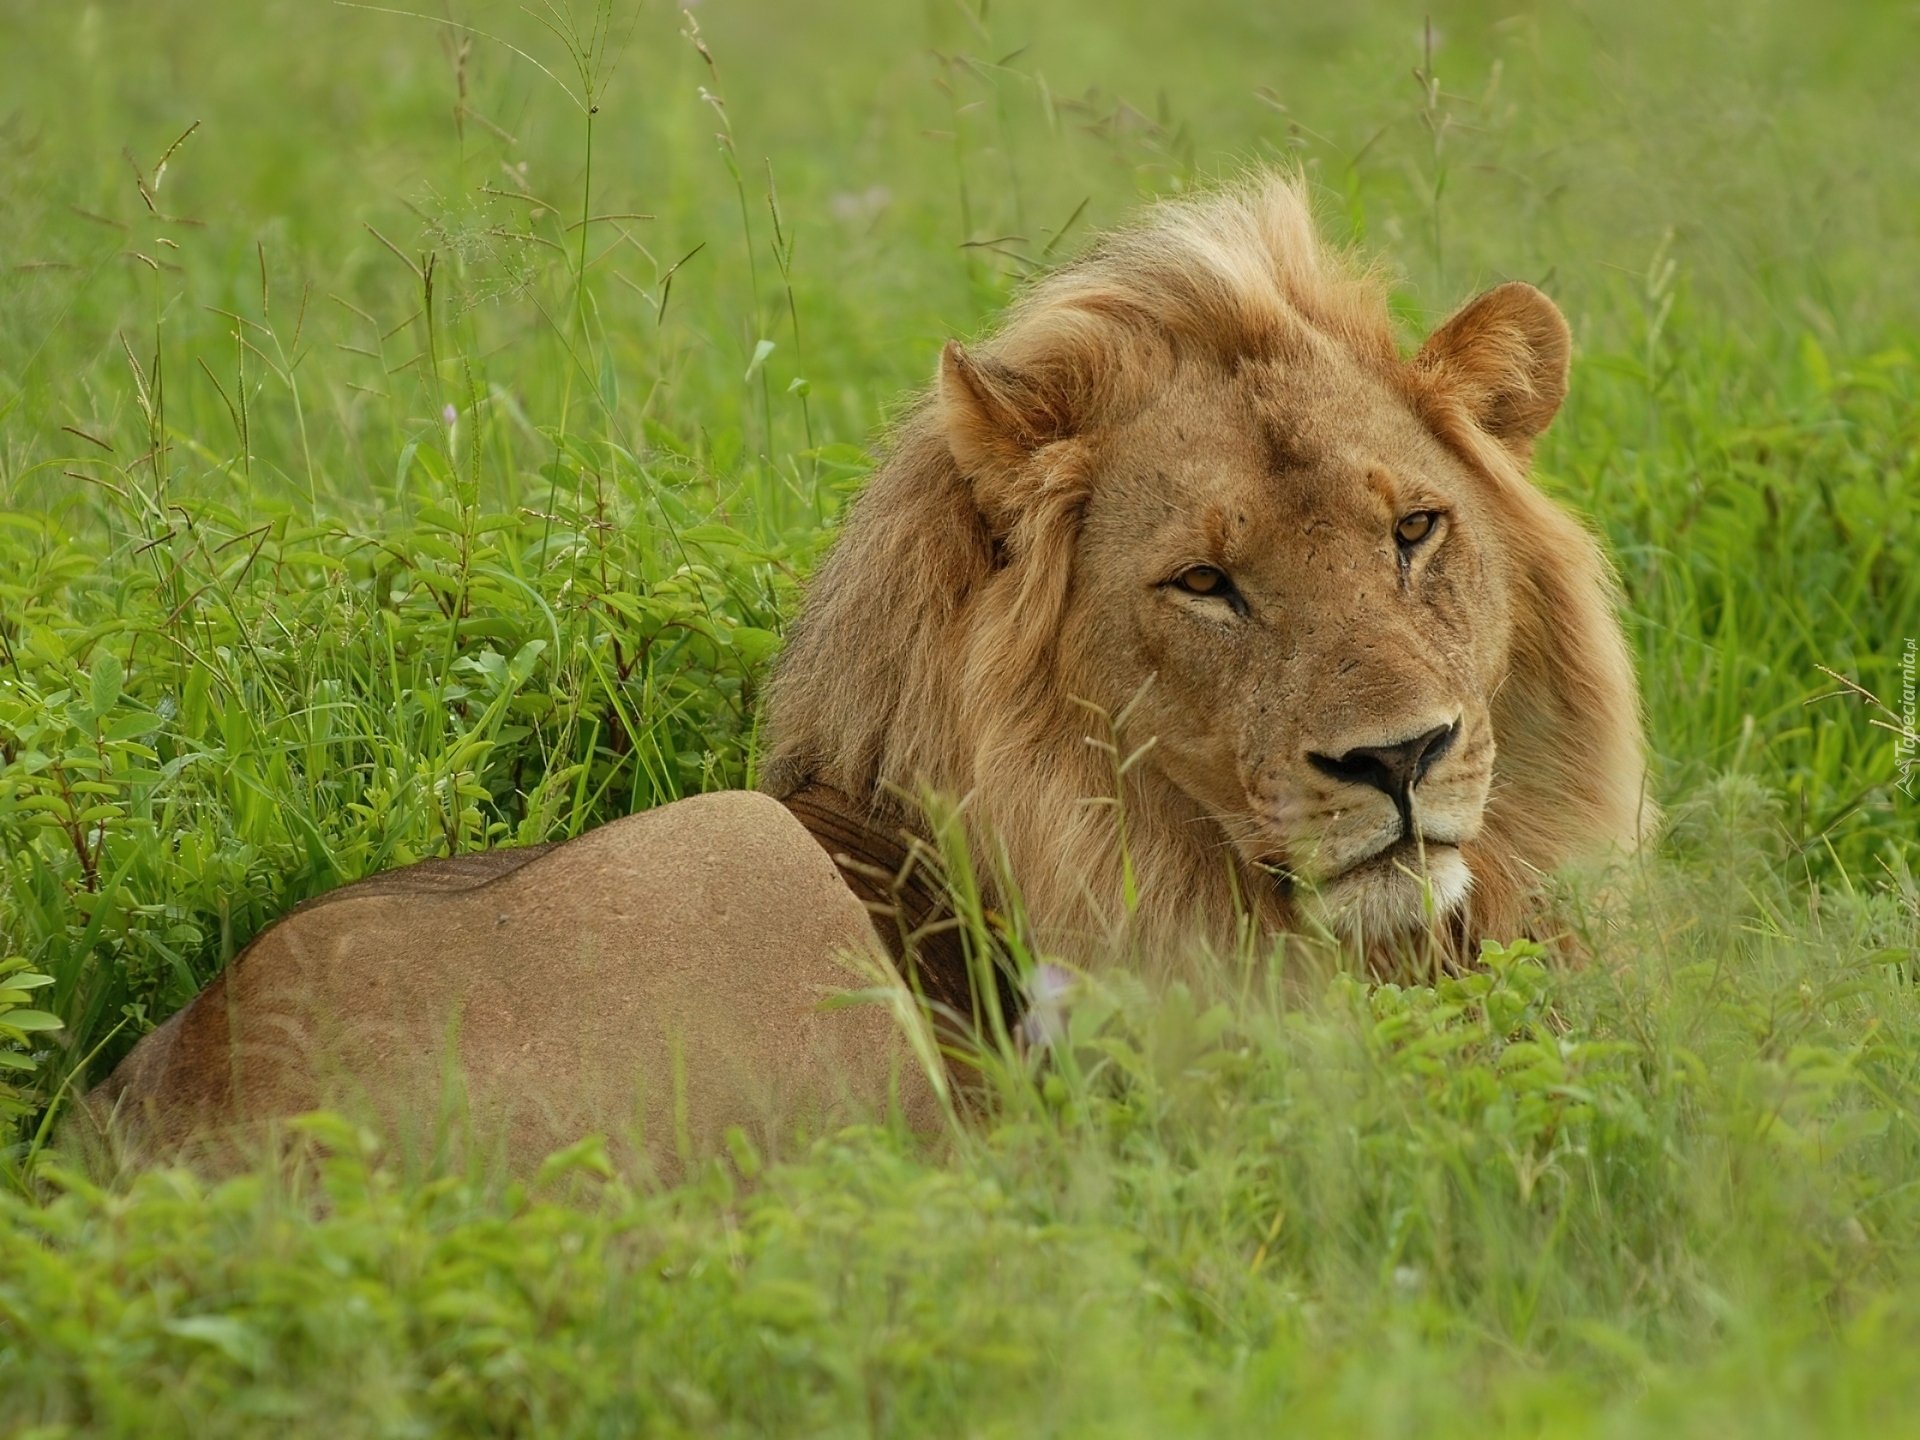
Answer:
[1,0,1919,1431]
[8,789,1920,1435]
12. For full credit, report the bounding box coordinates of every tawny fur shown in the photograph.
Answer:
[82,793,944,1175]
[762,172,1647,966]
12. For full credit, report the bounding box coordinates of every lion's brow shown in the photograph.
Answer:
[1362,465,1407,510]
[1200,503,1252,562]
[1258,412,1318,474]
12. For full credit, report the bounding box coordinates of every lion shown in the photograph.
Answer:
[763,170,1647,966]
[79,792,948,1179]
[81,171,1645,1174]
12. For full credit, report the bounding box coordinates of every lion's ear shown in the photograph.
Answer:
[1414,282,1571,458]
[940,340,1030,476]
[939,340,1089,529]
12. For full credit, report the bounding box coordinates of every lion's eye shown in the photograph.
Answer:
[1174,566,1229,597]
[1395,511,1440,547]
[1166,565,1246,615]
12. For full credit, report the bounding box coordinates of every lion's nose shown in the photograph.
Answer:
[1308,722,1458,811]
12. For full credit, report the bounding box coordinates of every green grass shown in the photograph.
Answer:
[3,0,1920,1432]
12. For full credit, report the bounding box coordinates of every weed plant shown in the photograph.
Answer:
[1,0,1919,1432]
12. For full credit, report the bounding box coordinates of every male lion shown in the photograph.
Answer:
[84,172,1644,1172]
[766,172,1647,967]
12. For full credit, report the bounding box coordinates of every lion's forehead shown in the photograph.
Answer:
[1110,361,1469,524]
[1135,453,1473,568]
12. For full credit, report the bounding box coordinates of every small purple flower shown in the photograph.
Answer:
[1019,963,1077,1050]
[443,404,458,427]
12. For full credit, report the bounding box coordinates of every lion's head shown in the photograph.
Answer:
[764,173,1646,965]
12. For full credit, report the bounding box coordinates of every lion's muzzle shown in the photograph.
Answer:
[1306,720,1460,833]
[1248,711,1490,941]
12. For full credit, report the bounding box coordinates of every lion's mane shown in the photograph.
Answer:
[762,173,1645,961]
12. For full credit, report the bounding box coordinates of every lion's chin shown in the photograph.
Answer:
[1306,842,1471,942]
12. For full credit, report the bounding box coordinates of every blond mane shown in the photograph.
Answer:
[763,172,1645,962]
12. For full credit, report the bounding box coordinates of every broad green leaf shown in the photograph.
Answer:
[89,650,124,718]
[507,639,547,685]
[728,627,781,664]
[3,1009,63,1032]
[105,711,166,742]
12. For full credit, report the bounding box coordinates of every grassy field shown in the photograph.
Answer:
[3,0,1920,1432]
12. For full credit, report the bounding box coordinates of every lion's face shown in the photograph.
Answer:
[1066,344,1514,941]
[767,177,1645,965]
